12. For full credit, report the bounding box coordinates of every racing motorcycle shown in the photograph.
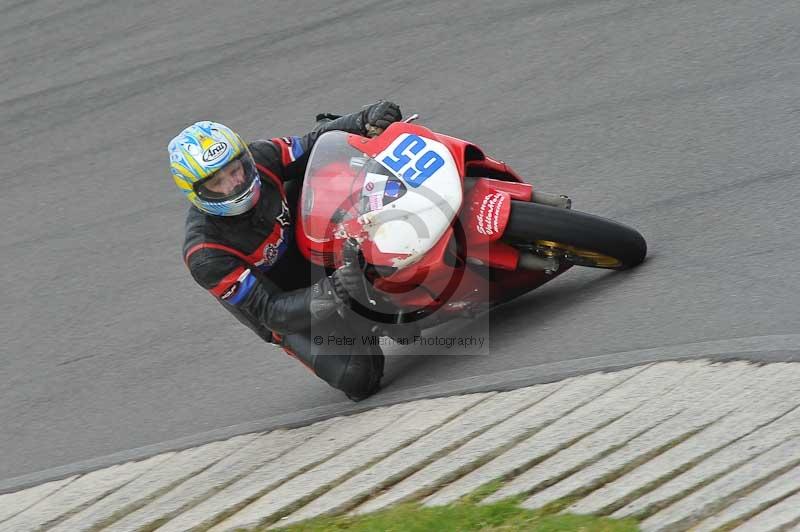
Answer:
[297,115,646,334]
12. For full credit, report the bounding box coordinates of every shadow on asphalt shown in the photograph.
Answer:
[380,262,652,390]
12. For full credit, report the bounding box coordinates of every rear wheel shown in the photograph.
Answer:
[504,201,647,270]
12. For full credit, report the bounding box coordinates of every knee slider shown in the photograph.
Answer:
[339,354,384,401]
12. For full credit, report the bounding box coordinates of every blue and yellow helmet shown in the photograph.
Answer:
[168,121,261,216]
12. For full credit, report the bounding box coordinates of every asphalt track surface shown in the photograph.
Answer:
[2,0,799,484]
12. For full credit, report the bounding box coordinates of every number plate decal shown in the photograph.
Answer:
[378,134,447,188]
[366,131,462,264]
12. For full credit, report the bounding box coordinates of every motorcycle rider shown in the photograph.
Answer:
[168,101,402,401]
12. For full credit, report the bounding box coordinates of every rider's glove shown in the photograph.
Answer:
[329,260,364,304]
[309,240,366,321]
[308,278,339,322]
[358,100,402,137]
[309,260,364,321]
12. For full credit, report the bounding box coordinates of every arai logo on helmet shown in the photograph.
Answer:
[202,142,229,163]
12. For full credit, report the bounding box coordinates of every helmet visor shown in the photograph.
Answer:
[194,152,258,202]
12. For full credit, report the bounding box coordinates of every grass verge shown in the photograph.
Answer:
[260,498,639,531]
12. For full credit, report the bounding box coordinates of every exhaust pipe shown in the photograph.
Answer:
[532,191,571,209]
[519,253,559,272]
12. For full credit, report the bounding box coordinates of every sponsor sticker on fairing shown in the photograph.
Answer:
[384,180,402,198]
[362,172,387,197]
[476,192,506,236]
[368,194,383,211]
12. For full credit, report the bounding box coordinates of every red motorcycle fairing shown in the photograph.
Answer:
[295,122,573,320]
[348,122,531,184]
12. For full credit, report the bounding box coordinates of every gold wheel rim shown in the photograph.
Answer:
[534,240,622,268]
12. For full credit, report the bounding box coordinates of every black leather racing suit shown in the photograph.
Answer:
[182,111,383,400]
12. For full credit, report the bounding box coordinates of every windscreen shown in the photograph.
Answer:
[300,132,406,242]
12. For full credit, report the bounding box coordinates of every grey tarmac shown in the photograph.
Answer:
[3,0,800,485]
[3,0,800,528]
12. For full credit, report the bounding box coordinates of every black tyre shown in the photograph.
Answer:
[504,200,647,270]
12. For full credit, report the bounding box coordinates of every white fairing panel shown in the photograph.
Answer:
[361,133,462,267]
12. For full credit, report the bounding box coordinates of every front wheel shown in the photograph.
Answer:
[503,201,647,270]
